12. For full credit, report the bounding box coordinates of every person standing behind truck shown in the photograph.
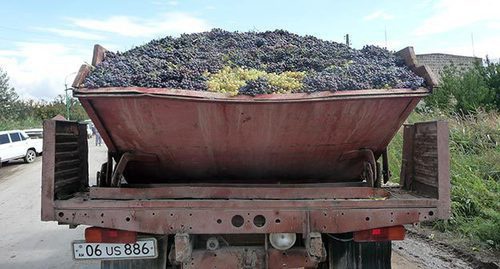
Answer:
[91,125,102,146]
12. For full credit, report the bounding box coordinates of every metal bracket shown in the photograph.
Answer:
[110,152,158,187]
[359,149,377,187]
[242,248,258,269]
[173,233,193,264]
[305,232,326,263]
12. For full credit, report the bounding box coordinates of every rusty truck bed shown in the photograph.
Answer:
[75,87,428,183]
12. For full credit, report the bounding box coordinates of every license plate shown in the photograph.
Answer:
[72,238,158,260]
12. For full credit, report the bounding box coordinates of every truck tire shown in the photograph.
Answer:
[24,149,36,163]
[324,235,392,269]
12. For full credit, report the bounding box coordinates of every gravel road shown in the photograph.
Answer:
[0,140,480,269]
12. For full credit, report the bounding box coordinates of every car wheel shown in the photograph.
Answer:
[24,149,36,163]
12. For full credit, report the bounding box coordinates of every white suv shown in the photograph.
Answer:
[0,130,43,165]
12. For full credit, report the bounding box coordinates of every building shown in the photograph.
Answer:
[416,53,482,81]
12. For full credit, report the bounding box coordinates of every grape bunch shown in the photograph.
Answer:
[84,29,425,95]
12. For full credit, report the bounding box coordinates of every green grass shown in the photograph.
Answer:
[388,111,500,249]
[0,117,43,131]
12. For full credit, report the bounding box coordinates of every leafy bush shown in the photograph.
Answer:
[424,61,498,114]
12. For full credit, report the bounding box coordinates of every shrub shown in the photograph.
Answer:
[424,61,498,114]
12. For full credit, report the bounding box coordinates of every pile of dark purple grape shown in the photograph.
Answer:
[84,29,425,95]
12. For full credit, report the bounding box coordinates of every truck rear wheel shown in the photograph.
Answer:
[24,149,36,163]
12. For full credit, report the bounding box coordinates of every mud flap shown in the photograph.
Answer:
[329,239,391,269]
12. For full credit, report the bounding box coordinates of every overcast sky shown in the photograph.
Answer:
[1,0,499,100]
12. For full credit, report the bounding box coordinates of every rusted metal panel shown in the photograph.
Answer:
[72,64,91,88]
[91,44,107,66]
[400,124,415,188]
[436,121,451,219]
[53,206,437,235]
[174,233,193,263]
[395,47,438,88]
[74,88,427,184]
[53,122,86,199]
[79,99,117,152]
[55,192,439,209]
[41,120,56,221]
[305,232,326,262]
[42,120,90,221]
[77,124,89,189]
[89,186,389,200]
[74,87,429,100]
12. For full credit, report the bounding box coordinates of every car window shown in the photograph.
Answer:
[0,134,10,144]
[26,133,43,139]
[9,132,21,142]
[20,133,28,140]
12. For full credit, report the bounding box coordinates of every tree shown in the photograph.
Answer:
[424,62,497,114]
[480,57,500,110]
[0,67,21,121]
[33,95,88,121]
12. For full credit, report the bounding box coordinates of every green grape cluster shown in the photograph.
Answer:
[207,66,305,95]
[266,71,305,93]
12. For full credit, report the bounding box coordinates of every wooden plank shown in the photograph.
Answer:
[89,186,390,200]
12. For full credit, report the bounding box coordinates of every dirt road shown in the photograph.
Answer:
[0,141,485,268]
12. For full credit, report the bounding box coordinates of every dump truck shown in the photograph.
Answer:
[41,45,449,268]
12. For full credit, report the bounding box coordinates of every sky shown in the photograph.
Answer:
[0,0,499,100]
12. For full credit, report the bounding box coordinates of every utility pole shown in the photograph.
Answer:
[64,72,77,120]
[344,34,351,47]
[384,26,388,49]
[471,32,475,57]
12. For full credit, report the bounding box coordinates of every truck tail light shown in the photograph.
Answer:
[85,227,137,243]
[353,225,405,242]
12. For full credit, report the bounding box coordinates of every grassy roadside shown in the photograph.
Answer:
[388,111,500,251]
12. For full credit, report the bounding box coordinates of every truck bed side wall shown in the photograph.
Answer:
[400,121,450,219]
[41,120,88,221]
